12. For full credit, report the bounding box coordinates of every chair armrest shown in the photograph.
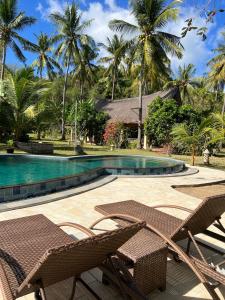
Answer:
[89,214,144,230]
[151,205,193,213]
[58,222,95,237]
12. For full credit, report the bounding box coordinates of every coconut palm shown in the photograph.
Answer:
[0,0,36,80]
[109,0,183,148]
[50,2,93,140]
[208,33,225,116]
[164,64,199,104]
[24,33,62,79]
[1,67,48,140]
[73,42,98,98]
[99,34,128,100]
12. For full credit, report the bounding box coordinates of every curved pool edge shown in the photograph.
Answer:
[0,154,186,203]
[0,167,198,212]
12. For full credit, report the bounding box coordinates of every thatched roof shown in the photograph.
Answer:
[97,88,178,124]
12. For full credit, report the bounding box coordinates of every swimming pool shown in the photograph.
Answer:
[0,155,185,202]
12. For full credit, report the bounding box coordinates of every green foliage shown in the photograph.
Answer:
[0,67,49,141]
[144,97,203,147]
[69,99,109,145]
[171,119,213,165]
[144,97,179,146]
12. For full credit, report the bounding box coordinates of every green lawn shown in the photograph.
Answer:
[1,139,225,171]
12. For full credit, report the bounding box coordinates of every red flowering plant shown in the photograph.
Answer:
[103,122,121,147]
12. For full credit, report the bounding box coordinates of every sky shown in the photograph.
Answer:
[6,0,225,77]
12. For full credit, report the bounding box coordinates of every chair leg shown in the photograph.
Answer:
[69,277,77,300]
[78,278,101,300]
[34,290,42,300]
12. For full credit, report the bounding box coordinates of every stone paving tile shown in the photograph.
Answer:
[1,166,225,299]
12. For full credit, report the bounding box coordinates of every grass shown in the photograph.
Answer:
[1,139,225,171]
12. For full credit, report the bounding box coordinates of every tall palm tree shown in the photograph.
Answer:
[99,34,128,100]
[24,33,62,79]
[0,0,36,80]
[50,2,93,140]
[208,32,225,116]
[109,0,183,148]
[164,64,199,104]
[73,42,98,98]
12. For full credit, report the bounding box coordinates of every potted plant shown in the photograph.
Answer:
[6,140,14,154]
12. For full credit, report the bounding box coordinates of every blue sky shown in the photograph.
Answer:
[7,0,225,77]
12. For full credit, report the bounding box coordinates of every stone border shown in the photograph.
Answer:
[0,154,185,202]
[0,167,198,213]
[0,175,117,212]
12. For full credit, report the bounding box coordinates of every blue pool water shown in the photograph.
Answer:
[0,155,184,187]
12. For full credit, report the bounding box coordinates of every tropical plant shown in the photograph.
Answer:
[208,32,225,116]
[164,64,199,104]
[50,2,93,140]
[0,0,36,79]
[109,0,183,148]
[73,42,98,98]
[171,119,212,166]
[144,97,179,146]
[99,34,128,100]
[1,68,48,140]
[24,33,62,79]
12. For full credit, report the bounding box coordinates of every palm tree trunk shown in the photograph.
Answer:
[1,44,6,81]
[61,54,71,140]
[221,92,225,118]
[137,78,143,149]
[192,145,195,166]
[111,67,116,101]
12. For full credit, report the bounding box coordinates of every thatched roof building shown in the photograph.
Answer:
[97,88,179,125]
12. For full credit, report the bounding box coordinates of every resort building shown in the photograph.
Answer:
[97,88,180,148]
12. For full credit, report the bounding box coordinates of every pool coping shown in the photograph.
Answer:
[0,154,186,204]
[0,167,199,212]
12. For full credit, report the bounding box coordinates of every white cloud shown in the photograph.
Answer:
[36,0,66,20]
[81,1,136,45]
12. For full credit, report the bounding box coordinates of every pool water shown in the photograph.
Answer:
[0,155,184,187]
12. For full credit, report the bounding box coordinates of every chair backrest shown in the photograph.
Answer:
[17,221,145,295]
[171,193,225,241]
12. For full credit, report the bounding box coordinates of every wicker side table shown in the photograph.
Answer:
[117,228,168,295]
[95,206,168,295]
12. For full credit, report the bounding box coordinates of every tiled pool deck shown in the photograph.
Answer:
[0,165,225,299]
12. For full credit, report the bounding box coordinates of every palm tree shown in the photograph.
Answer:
[164,64,199,104]
[172,119,212,166]
[24,33,62,79]
[73,42,98,98]
[208,33,225,116]
[1,67,48,140]
[0,0,36,80]
[99,34,128,100]
[109,0,183,148]
[50,2,93,140]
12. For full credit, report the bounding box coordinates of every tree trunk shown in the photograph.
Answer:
[111,67,116,101]
[61,54,71,140]
[37,128,41,140]
[137,79,143,149]
[192,145,195,166]
[74,98,78,149]
[222,93,225,118]
[1,44,6,81]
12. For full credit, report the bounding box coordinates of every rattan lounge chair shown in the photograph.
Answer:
[0,214,146,300]
[91,195,225,300]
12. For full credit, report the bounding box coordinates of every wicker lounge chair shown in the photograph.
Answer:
[91,195,225,300]
[0,214,146,300]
